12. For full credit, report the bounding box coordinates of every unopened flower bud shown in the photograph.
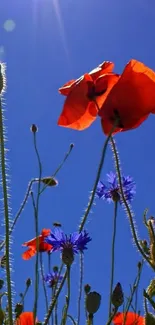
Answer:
[86,291,101,314]
[62,247,74,266]
[84,284,91,294]
[26,278,32,287]
[14,303,23,317]
[111,282,124,307]
[0,280,4,290]
[41,177,58,187]
[30,124,38,133]
[137,262,142,270]
[70,143,74,149]
[53,266,59,273]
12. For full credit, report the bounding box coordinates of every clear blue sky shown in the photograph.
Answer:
[1,0,155,323]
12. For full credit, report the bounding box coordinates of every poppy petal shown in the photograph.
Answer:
[89,61,114,81]
[39,242,52,252]
[59,79,76,96]
[113,312,144,325]
[22,248,36,260]
[95,73,119,109]
[58,74,98,130]
[99,59,155,133]
[16,312,37,325]
[59,61,114,96]
[101,113,149,135]
[41,229,51,237]
[22,236,41,248]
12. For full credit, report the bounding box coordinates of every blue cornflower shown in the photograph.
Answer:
[46,229,91,265]
[44,271,63,288]
[96,172,136,204]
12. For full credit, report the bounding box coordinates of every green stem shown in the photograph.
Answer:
[106,307,118,325]
[79,124,116,233]
[40,143,74,195]
[43,272,67,325]
[53,263,64,296]
[61,266,71,325]
[109,202,118,319]
[77,253,83,325]
[67,314,77,325]
[48,253,51,273]
[0,180,34,251]
[32,132,42,322]
[87,314,93,325]
[110,136,154,269]
[40,253,49,313]
[54,300,58,325]
[0,98,13,324]
[122,262,143,323]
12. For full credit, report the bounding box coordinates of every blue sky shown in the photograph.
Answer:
[1,0,155,323]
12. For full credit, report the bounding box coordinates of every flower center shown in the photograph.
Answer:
[62,247,74,266]
[111,189,120,202]
[110,109,124,128]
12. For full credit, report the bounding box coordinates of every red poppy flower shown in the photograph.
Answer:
[58,61,117,130]
[113,312,144,325]
[15,312,37,325]
[99,59,155,135]
[22,229,52,260]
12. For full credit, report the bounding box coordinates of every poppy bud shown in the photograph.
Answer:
[111,282,124,307]
[145,312,155,325]
[62,247,74,266]
[53,266,59,273]
[0,279,4,290]
[30,124,38,133]
[41,177,58,187]
[137,261,142,270]
[26,278,32,287]
[14,303,23,318]
[146,279,155,298]
[0,63,6,95]
[86,291,101,314]
[84,284,91,294]
[70,143,74,149]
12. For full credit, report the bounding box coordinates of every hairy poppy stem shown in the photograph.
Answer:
[61,266,71,325]
[40,253,49,314]
[0,98,13,324]
[108,202,118,319]
[110,136,154,269]
[77,252,84,325]
[32,132,42,323]
[43,272,67,325]
[79,123,116,233]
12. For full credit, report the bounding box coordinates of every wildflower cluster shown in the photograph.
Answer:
[0,57,155,325]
